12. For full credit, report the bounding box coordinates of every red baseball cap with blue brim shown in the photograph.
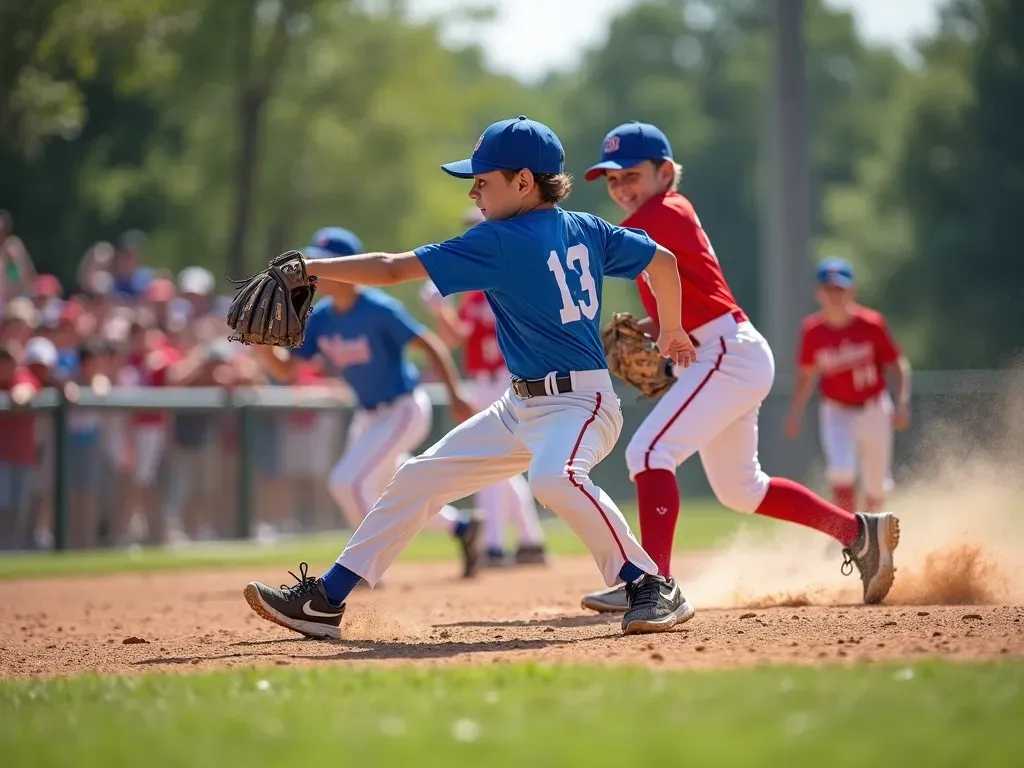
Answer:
[816,257,855,289]
[585,121,674,181]
[441,116,565,179]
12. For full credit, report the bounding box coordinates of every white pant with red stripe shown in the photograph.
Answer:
[819,391,894,500]
[466,370,546,550]
[328,388,457,532]
[625,312,776,513]
[336,369,657,586]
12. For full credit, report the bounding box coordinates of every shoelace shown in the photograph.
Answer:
[840,550,854,576]
[280,561,319,598]
[626,576,661,610]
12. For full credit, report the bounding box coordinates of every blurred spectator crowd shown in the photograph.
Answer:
[1,211,346,551]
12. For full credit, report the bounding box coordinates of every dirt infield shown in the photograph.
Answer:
[3,553,1022,679]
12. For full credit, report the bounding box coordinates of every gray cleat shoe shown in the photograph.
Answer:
[243,562,345,639]
[581,582,629,613]
[842,512,901,604]
[621,575,696,635]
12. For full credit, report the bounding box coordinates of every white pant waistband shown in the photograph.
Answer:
[689,309,753,347]
[569,369,614,392]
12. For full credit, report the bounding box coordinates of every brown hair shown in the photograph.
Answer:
[500,169,573,204]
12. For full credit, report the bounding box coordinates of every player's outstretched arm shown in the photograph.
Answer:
[645,245,697,368]
[785,364,818,438]
[889,355,912,430]
[408,331,474,423]
[303,252,427,286]
[251,346,301,383]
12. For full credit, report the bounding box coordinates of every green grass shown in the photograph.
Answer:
[0,500,773,580]
[2,661,1021,767]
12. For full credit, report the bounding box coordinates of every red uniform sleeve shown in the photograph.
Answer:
[874,316,901,365]
[797,322,816,366]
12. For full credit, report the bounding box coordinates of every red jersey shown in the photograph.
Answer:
[625,191,741,332]
[124,342,181,426]
[798,306,901,406]
[0,369,40,465]
[458,291,505,375]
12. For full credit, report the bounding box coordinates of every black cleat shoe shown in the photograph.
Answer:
[514,544,548,566]
[621,574,696,635]
[842,512,901,604]
[581,582,629,613]
[485,547,510,568]
[458,518,483,578]
[243,562,345,639]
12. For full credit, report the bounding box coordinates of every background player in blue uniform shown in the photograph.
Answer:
[252,227,482,578]
[244,116,699,637]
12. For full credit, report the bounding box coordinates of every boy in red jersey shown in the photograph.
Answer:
[579,122,900,615]
[785,258,911,514]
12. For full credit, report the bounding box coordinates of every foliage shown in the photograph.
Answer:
[1,0,1021,366]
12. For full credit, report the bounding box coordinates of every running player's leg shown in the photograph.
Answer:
[332,400,529,589]
[505,473,546,560]
[518,388,656,586]
[855,394,895,513]
[244,401,529,638]
[818,400,858,513]
[327,389,432,527]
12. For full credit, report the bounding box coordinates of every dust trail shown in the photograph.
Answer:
[684,371,1024,609]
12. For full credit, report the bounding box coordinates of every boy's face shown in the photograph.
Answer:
[604,161,671,216]
[468,170,532,221]
[815,284,854,313]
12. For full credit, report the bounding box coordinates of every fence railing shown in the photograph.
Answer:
[0,369,1017,552]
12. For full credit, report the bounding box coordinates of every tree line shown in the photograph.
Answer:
[2,0,1020,368]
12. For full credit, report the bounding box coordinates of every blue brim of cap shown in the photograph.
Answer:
[584,158,649,181]
[304,246,337,261]
[440,158,506,179]
[818,275,854,289]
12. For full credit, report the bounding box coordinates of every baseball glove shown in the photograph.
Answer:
[226,250,317,347]
[601,312,674,399]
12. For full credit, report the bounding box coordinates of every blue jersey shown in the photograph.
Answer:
[415,207,656,380]
[295,288,424,409]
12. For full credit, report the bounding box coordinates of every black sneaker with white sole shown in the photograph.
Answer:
[243,562,345,639]
[842,512,901,604]
[621,574,696,635]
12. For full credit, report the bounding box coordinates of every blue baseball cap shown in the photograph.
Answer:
[585,121,674,181]
[441,116,564,179]
[304,227,364,260]
[816,257,855,288]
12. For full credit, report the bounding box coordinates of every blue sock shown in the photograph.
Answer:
[453,519,470,538]
[321,563,362,606]
[618,562,646,584]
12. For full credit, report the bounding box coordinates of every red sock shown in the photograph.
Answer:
[635,469,679,577]
[756,477,860,547]
[832,485,856,513]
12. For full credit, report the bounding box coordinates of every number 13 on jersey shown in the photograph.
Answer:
[547,244,598,324]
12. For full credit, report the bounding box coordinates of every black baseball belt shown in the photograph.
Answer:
[510,375,574,399]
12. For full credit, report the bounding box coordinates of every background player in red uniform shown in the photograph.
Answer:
[785,257,912,514]
[420,208,547,566]
[579,122,901,614]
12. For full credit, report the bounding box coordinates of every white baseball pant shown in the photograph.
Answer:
[335,369,657,586]
[327,387,458,532]
[467,371,545,551]
[625,312,776,513]
[819,391,894,500]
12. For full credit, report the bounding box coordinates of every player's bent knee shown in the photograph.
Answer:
[528,470,578,509]
[710,475,769,514]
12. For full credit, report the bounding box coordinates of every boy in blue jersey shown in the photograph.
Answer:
[244,116,699,637]
[252,227,483,578]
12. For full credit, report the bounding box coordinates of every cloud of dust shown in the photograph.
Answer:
[340,604,430,642]
[686,370,1024,610]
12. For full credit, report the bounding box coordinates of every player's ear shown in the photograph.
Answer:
[517,169,535,197]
